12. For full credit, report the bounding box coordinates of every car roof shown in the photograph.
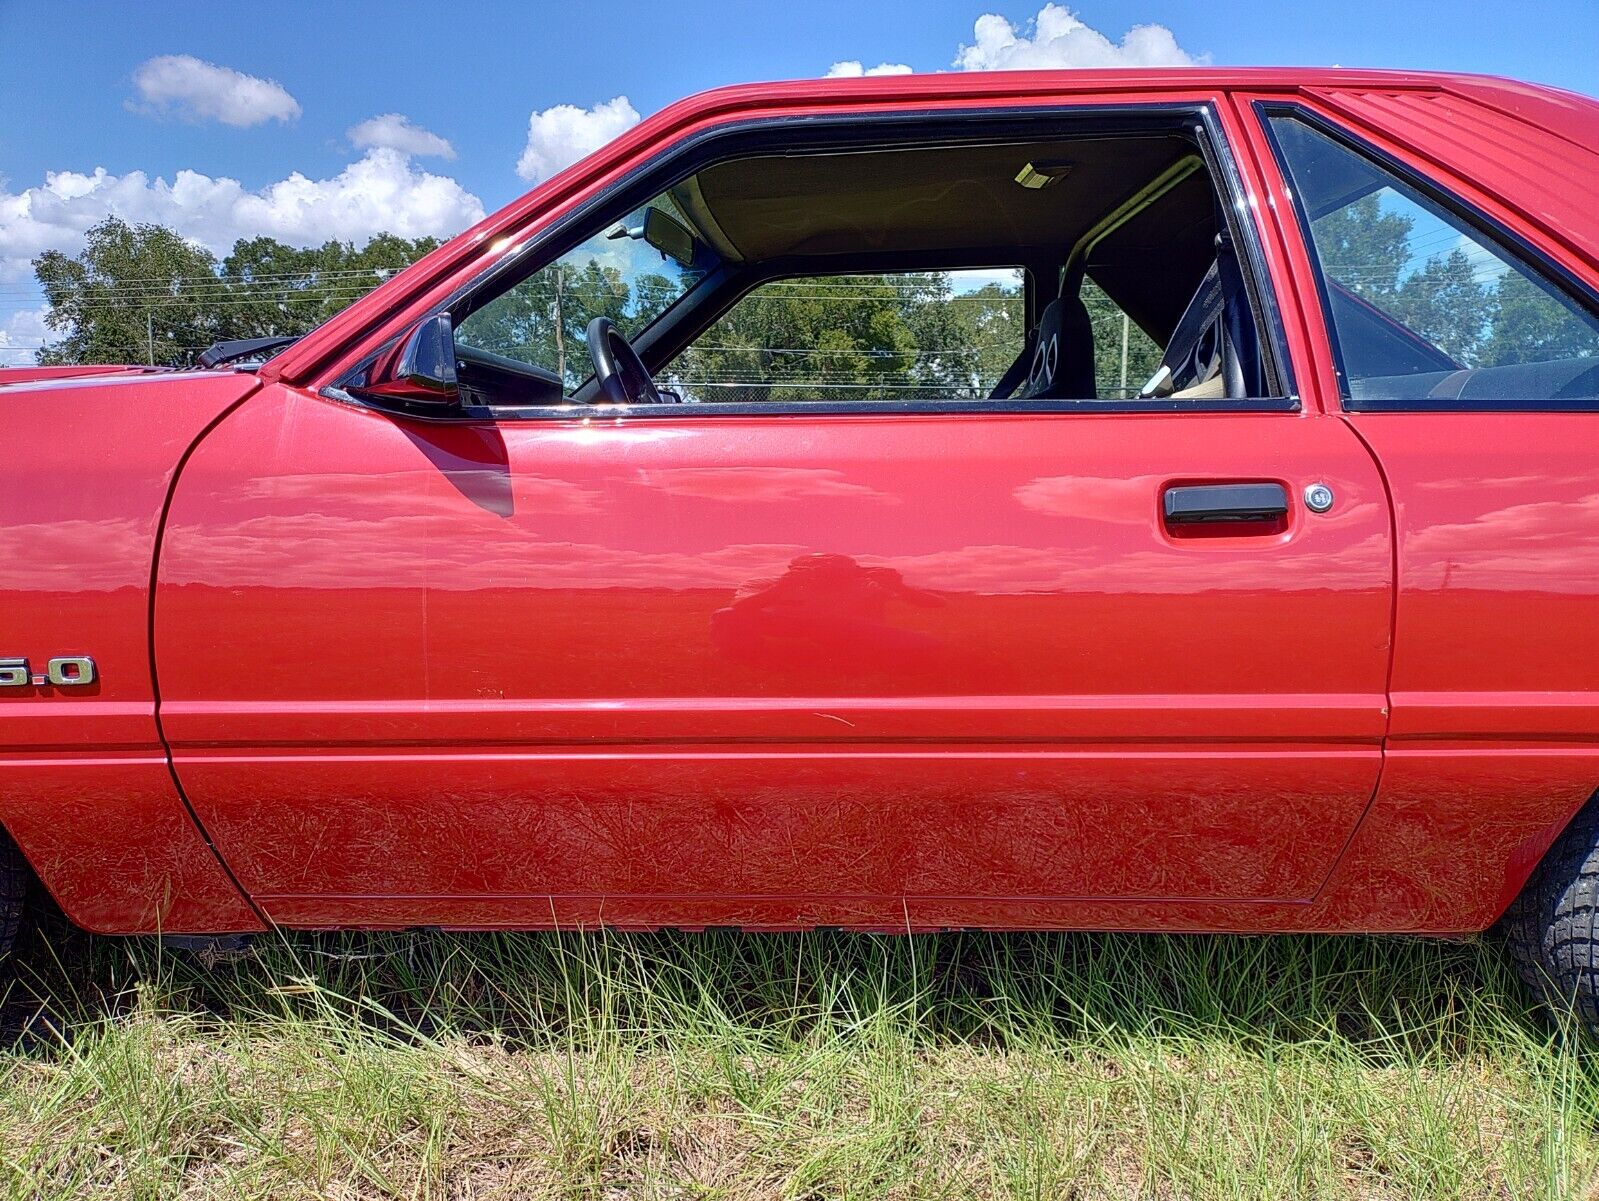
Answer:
[679,68,1599,154]
[687,66,1593,109]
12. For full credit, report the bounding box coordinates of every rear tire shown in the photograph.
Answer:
[1501,798,1599,1034]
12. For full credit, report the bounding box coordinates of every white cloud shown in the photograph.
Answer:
[131,54,301,127]
[825,60,914,78]
[516,96,640,183]
[0,306,49,364]
[0,151,486,284]
[954,4,1202,71]
[347,113,456,160]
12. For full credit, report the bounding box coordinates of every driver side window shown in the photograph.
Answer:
[455,201,705,394]
[441,119,1282,411]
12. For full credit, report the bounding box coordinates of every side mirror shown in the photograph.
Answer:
[361,313,459,406]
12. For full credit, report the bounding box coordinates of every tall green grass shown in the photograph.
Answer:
[0,915,1593,1198]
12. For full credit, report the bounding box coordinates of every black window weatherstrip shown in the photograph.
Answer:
[1255,100,1599,414]
[1339,395,1599,415]
[342,102,1300,419]
[319,394,1300,425]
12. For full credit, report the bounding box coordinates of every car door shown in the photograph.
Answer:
[153,100,1394,930]
[1239,92,1599,932]
[155,398,1391,928]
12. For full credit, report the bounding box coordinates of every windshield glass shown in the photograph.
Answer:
[456,199,717,393]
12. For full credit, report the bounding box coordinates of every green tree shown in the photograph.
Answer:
[459,259,648,389]
[1483,272,1599,367]
[216,232,440,340]
[1390,247,1494,366]
[1307,191,1503,368]
[34,220,440,366]
[905,279,1024,394]
[672,273,1032,403]
[1309,194,1414,303]
[673,275,914,402]
[34,217,222,366]
[1083,278,1162,398]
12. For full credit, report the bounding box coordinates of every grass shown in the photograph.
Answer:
[0,906,1594,1199]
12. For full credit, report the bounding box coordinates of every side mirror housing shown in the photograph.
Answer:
[360,313,459,407]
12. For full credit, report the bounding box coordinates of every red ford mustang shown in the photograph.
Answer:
[5,68,1599,1026]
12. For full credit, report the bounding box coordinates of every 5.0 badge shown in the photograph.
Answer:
[0,657,96,687]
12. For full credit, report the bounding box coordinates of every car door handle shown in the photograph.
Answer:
[1162,483,1289,526]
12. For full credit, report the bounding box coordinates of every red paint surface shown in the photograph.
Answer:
[1,69,1596,933]
[156,386,1391,913]
[0,365,170,386]
[0,372,265,932]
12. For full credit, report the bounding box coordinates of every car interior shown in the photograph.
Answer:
[442,123,1278,410]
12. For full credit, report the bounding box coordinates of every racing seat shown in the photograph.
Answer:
[1141,235,1258,400]
[1018,292,1096,399]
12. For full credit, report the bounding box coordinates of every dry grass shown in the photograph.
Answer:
[0,912,1594,1199]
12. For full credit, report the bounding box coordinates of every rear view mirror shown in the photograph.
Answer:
[607,206,702,270]
[642,207,698,269]
[360,313,459,407]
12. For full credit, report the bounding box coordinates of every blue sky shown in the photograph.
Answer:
[1,0,1594,359]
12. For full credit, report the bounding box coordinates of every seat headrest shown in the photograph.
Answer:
[1020,300,1065,399]
[1020,293,1096,399]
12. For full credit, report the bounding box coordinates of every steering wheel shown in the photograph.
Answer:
[586,316,664,405]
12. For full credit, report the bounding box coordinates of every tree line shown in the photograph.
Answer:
[39,196,1571,388]
[1311,195,1592,368]
[37,216,1160,395]
[32,217,441,367]
[457,257,1165,402]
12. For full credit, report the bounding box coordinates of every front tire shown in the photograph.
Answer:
[1501,798,1599,1033]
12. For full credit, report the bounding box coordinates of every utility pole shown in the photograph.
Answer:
[1119,313,1129,396]
[146,309,154,366]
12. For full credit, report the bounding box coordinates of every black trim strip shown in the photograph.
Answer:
[1347,395,1599,414]
[323,387,1296,421]
[1255,101,1599,414]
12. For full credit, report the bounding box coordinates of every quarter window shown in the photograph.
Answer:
[1267,113,1599,405]
[670,270,1025,403]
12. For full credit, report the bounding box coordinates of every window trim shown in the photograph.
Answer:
[1257,101,1599,414]
[333,102,1299,420]
[320,390,1298,425]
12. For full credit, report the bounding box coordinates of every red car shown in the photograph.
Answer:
[4,68,1599,1025]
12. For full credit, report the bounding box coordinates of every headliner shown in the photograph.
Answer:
[673,133,1217,341]
[677,134,1195,262]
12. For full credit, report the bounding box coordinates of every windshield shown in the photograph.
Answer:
[455,199,718,393]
